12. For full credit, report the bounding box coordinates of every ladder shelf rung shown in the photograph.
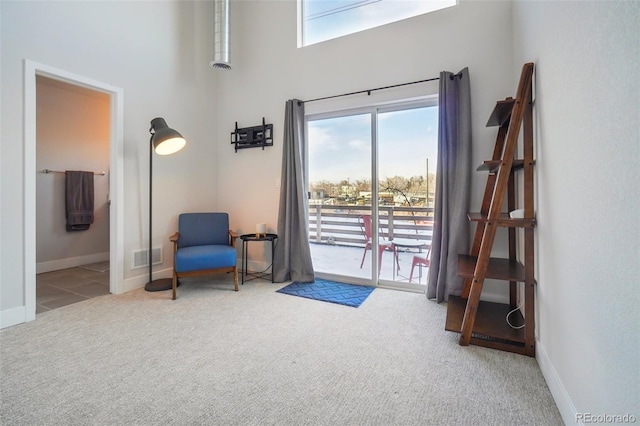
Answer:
[486,98,516,127]
[458,254,526,282]
[476,159,535,172]
[467,212,536,228]
[445,295,526,345]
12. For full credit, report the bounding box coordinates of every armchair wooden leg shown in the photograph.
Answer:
[172,273,177,300]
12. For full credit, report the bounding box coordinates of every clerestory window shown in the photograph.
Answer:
[300,0,457,47]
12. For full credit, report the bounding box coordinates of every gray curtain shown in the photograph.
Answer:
[427,68,472,303]
[273,99,315,283]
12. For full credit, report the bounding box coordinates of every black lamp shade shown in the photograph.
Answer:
[150,117,186,155]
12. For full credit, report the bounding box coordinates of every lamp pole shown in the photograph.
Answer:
[144,118,186,291]
[149,132,153,287]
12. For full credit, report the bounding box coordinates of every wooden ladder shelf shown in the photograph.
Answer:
[445,62,536,356]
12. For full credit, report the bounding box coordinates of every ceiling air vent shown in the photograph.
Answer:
[211,0,231,70]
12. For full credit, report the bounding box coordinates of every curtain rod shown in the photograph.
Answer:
[42,169,106,176]
[301,76,440,104]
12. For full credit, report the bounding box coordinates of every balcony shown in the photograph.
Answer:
[308,205,434,287]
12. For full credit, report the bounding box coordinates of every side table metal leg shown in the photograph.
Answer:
[271,239,275,283]
[242,240,246,285]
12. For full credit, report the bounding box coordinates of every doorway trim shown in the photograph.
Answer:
[24,60,125,322]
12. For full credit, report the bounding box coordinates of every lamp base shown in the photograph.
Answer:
[144,278,174,292]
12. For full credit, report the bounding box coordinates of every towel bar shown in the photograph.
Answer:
[42,169,106,176]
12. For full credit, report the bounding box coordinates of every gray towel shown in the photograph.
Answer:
[65,171,94,232]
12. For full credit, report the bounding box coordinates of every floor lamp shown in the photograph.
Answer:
[144,117,187,292]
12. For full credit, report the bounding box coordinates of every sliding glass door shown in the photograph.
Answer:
[308,112,374,280]
[307,101,437,291]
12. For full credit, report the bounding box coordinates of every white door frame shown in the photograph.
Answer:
[24,60,125,322]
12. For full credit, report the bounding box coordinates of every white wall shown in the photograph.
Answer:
[1,1,217,319]
[0,3,3,324]
[214,0,516,288]
[512,1,640,422]
[36,77,110,272]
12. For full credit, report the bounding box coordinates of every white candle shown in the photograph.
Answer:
[256,223,266,236]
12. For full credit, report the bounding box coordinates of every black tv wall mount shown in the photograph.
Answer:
[231,118,273,152]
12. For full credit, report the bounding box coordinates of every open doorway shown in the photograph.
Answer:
[35,76,111,313]
[24,60,124,323]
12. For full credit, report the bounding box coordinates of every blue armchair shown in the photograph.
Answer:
[170,213,238,300]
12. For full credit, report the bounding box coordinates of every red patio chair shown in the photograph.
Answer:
[409,245,432,283]
[359,215,399,277]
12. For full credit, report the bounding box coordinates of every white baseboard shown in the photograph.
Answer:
[537,340,579,425]
[0,306,27,330]
[123,268,173,293]
[37,252,110,274]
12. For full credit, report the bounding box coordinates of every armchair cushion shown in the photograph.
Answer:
[175,245,236,273]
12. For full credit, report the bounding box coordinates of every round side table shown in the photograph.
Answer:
[239,233,278,284]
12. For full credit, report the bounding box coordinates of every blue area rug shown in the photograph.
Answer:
[276,279,375,308]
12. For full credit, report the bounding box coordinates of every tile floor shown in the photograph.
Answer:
[36,267,110,314]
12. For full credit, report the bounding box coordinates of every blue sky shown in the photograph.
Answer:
[308,106,438,183]
[303,0,456,46]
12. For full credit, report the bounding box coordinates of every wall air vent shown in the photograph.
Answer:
[211,0,231,70]
[132,247,163,269]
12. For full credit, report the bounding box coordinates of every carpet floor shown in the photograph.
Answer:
[0,275,562,425]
